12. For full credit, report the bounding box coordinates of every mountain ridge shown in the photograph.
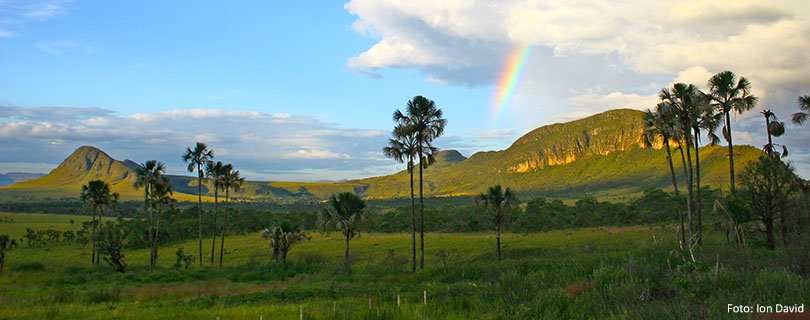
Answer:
[0,109,764,201]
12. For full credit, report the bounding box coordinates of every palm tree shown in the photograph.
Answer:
[150,179,175,268]
[260,221,306,265]
[182,142,214,267]
[661,83,699,245]
[0,235,17,273]
[134,160,169,269]
[205,161,225,265]
[642,103,686,244]
[320,192,366,273]
[218,164,243,268]
[762,110,787,157]
[475,185,519,261]
[81,180,116,265]
[792,95,810,125]
[383,123,419,272]
[393,95,446,269]
[691,93,722,244]
[707,71,758,193]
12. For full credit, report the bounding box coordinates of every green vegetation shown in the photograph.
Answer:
[793,95,810,125]
[1,212,809,319]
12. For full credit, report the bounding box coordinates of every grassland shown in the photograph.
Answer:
[1,212,808,319]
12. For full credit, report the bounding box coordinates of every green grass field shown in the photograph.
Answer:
[1,212,808,319]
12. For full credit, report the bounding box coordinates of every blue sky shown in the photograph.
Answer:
[1,0,808,180]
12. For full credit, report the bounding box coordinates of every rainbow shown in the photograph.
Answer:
[491,43,532,125]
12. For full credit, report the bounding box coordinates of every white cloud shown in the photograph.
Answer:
[0,0,70,36]
[346,0,810,176]
[0,107,395,181]
[425,77,447,85]
[280,149,351,160]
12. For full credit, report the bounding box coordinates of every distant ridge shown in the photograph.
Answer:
[0,109,764,201]
[0,172,45,187]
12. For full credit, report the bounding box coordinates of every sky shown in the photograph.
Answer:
[0,0,808,181]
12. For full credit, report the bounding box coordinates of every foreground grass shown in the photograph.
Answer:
[1,212,809,319]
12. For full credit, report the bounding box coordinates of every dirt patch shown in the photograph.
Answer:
[564,281,591,298]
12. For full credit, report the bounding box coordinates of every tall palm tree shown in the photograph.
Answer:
[707,71,758,193]
[149,179,175,268]
[80,180,115,265]
[393,95,446,269]
[383,123,419,272]
[661,83,699,245]
[762,110,787,157]
[205,161,225,265]
[691,93,722,244]
[642,103,686,244]
[134,160,169,269]
[475,185,519,261]
[183,142,214,267]
[320,192,366,273]
[791,95,810,125]
[218,164,243,268]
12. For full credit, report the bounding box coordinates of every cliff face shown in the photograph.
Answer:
[503,109,651,173]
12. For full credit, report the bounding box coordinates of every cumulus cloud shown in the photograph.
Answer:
[346,0,810,176]
[0,107,393,181]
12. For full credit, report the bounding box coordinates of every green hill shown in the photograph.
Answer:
[0,109,764,201]
[351,109,761,199]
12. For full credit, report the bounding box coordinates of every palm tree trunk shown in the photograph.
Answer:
[665,140,686,245]
[154,205,161,268]
[693,128,702,245]
[344,233,351,274]
[197,168,203,268]
[409,158,416,273]
[418,147,425,269]
[148,201,155,269]
[725,111,736,193]
[685,137,695,246]
[496,222,501,261]
[765,113,773,150]
[219,189,229,268]
[91,208,97,265]
[764,217,775,250]
[210,188,218,265]
[96,209,102,265]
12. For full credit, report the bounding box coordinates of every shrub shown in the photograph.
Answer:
[10,262,45,272]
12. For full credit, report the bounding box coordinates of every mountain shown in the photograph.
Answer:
[0,109,764,201]
[1,146,141,198]
[350,109,762,199]
[0,172,45,187]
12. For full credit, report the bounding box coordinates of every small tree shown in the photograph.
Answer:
[320,192,366,273]
[96,221,127,273]
[173,248,194,270]
[475,185,519,261]
[0,235,17,273]
[738,156,799,249]
[260,220,307,265]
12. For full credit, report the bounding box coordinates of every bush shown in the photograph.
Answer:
[10,262,45,272]
[96,221,127,273]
